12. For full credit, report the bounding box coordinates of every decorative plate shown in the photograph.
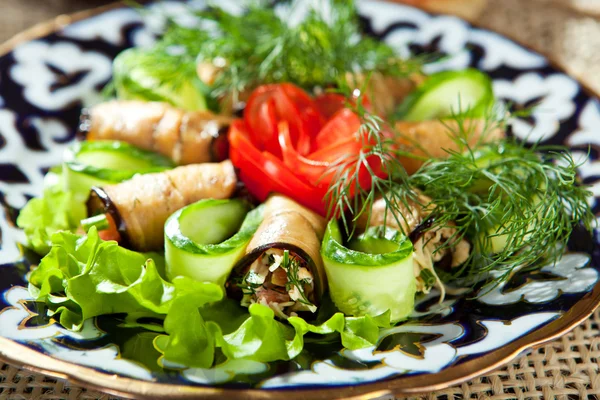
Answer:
[0,1,599,398]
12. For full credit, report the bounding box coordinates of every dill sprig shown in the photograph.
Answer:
[282,250,315,308]
[140,0,423,101]
[323,105,415,236]
[324,90,594,286]
[323,77,419,236]
[410,132,595,284]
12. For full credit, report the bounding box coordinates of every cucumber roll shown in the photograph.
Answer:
[321,220,415,323]
[227,195,327,320]
[356,192,471,295]
[87,160,237,251]
[81,100,232,165]
[165,199,263,287]
[112,47,208,112]
[63,140,174,202]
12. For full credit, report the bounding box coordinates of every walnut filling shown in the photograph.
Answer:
[237,249,317,319]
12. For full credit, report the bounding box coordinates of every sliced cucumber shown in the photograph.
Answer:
[321,221,415,323]
[396,69,494,121]
[63,140,174,202]
[165,200,264,287]
[113,48,207,111]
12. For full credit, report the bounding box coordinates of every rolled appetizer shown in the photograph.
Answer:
[321,220,415,323]
[63,140,174,202]
[395,119,505,174]
[81,100,233,165]
[87,160,237,251]
[357,193,471,295]
[394,69,504,174]
[165,199,263,287]
[227,195,327,319]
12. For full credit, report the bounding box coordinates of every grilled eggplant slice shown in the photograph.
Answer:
[395,118,504,174]
[82,100,232,165]
[87,160,237,251]
[63,140,173,202]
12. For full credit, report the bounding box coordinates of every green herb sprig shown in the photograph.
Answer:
[324,93,595,286]
[282,250,315,308]
[135,0,423,102]
[410,122,595,284]
[323,77,419,237]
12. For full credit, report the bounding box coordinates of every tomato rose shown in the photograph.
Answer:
[228,83,384,216]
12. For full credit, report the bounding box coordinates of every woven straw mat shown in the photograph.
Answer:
[1,0,600,399]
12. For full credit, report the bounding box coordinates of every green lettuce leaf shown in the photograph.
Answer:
[159,277,223,368]
[17,187,86,255]
[29,227,176,330]
[31,228,391,368]
[156,302,390,368]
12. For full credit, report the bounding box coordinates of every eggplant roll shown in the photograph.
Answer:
[227,195,327,319]
[87,160,237,251]
[357,192,471,294]
[395,119,505,174]
[82,100,233,165]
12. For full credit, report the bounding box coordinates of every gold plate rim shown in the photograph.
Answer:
[1,2,599,399]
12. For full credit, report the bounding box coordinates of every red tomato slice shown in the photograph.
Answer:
[98,213,121,242]
[279,118,374,199]
[279,121,330,186]
[244,84,324,157]
[315,109,362,150]
[231,83,388,217]
[229,120,326,214]
[314,93,347,119]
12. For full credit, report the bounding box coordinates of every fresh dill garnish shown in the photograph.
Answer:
[323,79,416,236]
[235,270,265,295]
[281,250,315,308]
[130,0,422,103]
[198,0,423,98]
[324,89,594,286]
[409,132,595,285]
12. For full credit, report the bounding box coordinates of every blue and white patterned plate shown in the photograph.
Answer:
[0,1,599,398]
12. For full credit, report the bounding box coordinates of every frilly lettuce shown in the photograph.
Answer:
[29,227,174,330]
[30,229,391,368]
[17,185,86,256]
[155,302,390,368]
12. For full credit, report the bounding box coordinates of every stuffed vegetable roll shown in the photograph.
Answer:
[227,195,326,319]
[395,118,504,174]
[356,192,471,295]
[87,160,237,251]
[393,69,504,174]
[81,100,232,165]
